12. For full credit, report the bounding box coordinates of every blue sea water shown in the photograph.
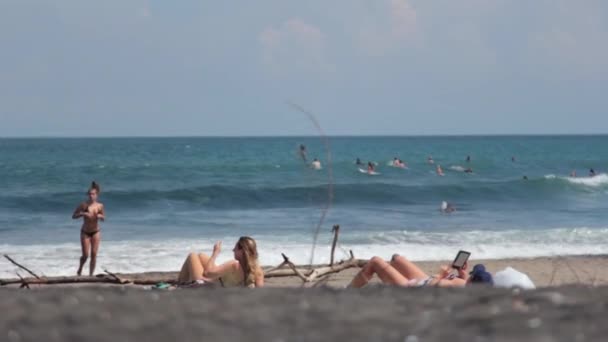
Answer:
[1,136,607,277]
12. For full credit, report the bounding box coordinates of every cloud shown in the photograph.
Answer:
[258,18,333,75]
[357,0,419,56]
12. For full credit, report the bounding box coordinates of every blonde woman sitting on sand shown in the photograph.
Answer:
[178,236,264,288]
[348,254,493,288]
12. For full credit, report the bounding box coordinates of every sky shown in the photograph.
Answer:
[1,0,607,137]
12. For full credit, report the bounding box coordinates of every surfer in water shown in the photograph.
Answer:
[464,167,473,174]
[72,181,105,276]
[398,159,407,168]
[298,144,307,162]
[391,157,405,168]
[589,168,596,177]
[367,162,375,174]
[436,165,444,176]
[440,201,455,213]
[311,158,322,170]
[356,158,363,166]
[428,156,435,164]
[466,155,471,163]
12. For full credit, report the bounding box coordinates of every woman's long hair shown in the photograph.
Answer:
[236,236,261,287]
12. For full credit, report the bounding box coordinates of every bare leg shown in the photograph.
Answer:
[178,253,206,284]
[89,232,101,276]
[349,256,410,288]
[390,254,429,280]
[77,233,90,276]
[198,253,211,268]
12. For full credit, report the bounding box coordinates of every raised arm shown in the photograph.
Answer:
[202,241,239,278]
[457,262,469,281]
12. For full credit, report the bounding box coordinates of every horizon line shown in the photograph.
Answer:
[1,133,608,139]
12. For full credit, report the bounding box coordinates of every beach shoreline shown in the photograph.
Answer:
[3,254,607,289]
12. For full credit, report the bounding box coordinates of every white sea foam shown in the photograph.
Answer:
[545,173,608,187]
[2,228,608,278]
[565,173,608,186]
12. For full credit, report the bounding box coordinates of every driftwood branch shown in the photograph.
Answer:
[305,254,361,282]
[265,251,365,283]
[0,274,176,287]
[264,258,291,275]
[330,225,340,266]
[281,253,310,282]
[16,272,30,289]
[104,269,131,284]
[4,254,40,279]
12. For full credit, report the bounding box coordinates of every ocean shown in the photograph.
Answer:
[1,136,607,278]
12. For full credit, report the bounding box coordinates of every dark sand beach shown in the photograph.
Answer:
[2,285,607,342]
[2,255,608,341]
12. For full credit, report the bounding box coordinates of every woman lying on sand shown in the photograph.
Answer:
[348,254,493,288]
[178,236,264,288]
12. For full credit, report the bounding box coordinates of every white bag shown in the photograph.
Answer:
[493,267,536,289]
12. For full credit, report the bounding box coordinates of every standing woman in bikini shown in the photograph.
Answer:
[72,181,105,276]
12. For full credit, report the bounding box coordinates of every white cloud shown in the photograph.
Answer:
[258,18,333,75]
[357,0,419,56]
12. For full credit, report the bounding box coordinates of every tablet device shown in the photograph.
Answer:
[452,250,471,269]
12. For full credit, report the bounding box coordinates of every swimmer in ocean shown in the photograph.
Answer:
[440,201,455,213]
[436,164,444,176]
[393,157,399,166]
[464,168,473,173]
[356,158,363,166]
[299,144,307,162]
[398,159,407,168]
[311,158,322,170]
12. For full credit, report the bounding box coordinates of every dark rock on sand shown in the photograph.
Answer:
[1,286,607,341]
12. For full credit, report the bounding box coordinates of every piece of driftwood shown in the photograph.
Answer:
[104,269,131,284]
[0,274,176,287]
[264,258,367,279]
[280,253,311,282]
[305,250,360,282]
[330,225,340,266]
[16,272,30,289]
[265,250,365,283]
[4,254,41,279]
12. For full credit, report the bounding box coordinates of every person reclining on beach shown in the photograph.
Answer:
[348,254,493,288]
[178,236,264,288]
